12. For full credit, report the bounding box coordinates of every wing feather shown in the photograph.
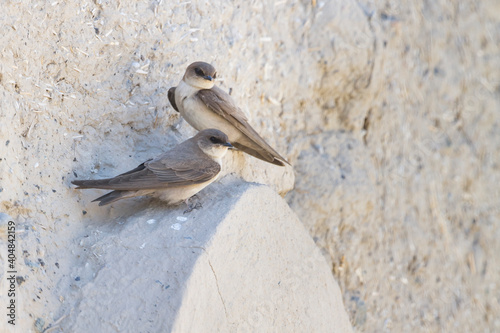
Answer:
[197,86,288,165]
[168,87,179,112]
[72,156,220,190]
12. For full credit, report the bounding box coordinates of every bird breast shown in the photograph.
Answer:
[152,176,219,204]
[175,81,242,142]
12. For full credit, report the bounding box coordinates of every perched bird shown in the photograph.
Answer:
[72,129,233,206]
[168,61,289,166]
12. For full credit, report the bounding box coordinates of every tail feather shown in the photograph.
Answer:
[71,163,148,190]
[92,190,134,206]
[72,179,114,189]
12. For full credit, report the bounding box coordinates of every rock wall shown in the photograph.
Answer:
[58,181,351,332]
[0,0,499,332]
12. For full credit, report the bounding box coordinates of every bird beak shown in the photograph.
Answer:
[203,75,213,81]
[223,142,233,149]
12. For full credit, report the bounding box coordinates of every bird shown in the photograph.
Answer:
[168,61,289,167]
[72,129,233,206]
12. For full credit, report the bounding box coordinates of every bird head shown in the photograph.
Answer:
[183,61,217,89]
[196,129,233,159]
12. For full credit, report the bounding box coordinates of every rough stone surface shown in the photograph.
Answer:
[287,2,500,331]
[0,0,499,332]
[50,180,349,332]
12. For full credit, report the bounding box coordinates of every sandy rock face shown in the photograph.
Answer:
[1,0,498,332]
[0,0,368,332]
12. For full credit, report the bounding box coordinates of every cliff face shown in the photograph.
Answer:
[288,2,500,331]
[0,0,498,332]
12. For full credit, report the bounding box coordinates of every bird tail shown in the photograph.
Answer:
[72,179,115,189]
[91,190,136,206]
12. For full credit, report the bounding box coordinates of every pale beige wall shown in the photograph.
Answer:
[0,0,498,332]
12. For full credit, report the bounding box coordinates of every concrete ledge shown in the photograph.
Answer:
[60,179,352,332]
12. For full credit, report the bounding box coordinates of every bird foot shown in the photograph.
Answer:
[183,197,202,214]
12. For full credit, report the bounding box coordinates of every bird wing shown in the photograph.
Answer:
[197,86,289,165]
[168,87,179,112]
[145,153,220,186]
[72,154,220,190]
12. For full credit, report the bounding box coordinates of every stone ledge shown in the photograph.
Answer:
[59,178,352,332]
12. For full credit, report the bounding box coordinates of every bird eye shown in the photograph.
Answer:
[194,68,204,76]
[209,136,218,143]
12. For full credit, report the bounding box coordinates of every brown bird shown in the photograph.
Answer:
[72,129,233,206]
[168,61,289,167]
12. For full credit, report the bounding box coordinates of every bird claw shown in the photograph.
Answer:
[183,197,202,214]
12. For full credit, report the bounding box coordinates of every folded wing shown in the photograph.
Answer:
[72,155,220,190]
[197,86,289,166]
